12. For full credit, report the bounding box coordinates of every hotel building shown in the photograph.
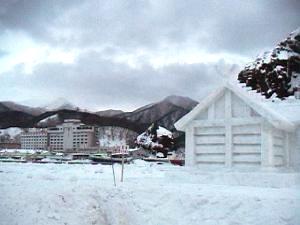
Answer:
[48,119,96,151]
[20,129,48,150]
[20,120,96,151]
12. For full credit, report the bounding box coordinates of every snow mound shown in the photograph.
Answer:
[0,163,299,225]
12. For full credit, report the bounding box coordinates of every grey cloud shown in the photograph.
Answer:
[0,0,298,110]
[202,0,300,55]
[0,0,299,56]
[0,50,239,110]
[0,0,82,41]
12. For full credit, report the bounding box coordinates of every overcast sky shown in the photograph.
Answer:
[0,0,299,111]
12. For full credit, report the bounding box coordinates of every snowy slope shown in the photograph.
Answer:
[97,126,138,148]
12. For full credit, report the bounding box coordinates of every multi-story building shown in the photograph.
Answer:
[20,129,48,150]
[48,119,96,151]
[19,120,96,152]
[47,127,64,151]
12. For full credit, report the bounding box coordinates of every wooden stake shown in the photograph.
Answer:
[121,153,124,182]
[111,157,116,187]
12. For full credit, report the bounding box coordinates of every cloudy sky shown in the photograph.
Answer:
[0,0,299,111]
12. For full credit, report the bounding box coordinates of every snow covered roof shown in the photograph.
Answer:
[175,81,300,132]
[156,126,172,138]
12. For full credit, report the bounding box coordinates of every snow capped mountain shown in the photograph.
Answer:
[44,97,78,111]
[238,28,300,99]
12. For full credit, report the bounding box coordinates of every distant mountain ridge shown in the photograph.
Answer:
[163,95,198,110]
[0,101,45,116]
[115,95,198,130]
[0,95,198,131]
[95,109,124,117]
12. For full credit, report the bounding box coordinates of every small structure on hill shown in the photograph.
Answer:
[136,123,174,157]
[175,82,300,170]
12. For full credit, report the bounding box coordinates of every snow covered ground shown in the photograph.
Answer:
[0,162,299,225]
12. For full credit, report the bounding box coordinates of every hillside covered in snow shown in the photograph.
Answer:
[238,28,300,99]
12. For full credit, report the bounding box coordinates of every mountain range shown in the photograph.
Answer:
[0,95,198,132]
[115,95,197,130]
[0,101,44,116]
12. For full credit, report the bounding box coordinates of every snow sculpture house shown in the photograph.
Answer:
[175,82,300,170]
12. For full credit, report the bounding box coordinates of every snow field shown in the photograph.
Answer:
[0,162,299,225]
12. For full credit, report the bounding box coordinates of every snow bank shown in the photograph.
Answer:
[0,163,299,225]
[0,149,49,154]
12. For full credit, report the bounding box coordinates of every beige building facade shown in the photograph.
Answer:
[20,129,48,150]
[48,119,96,151]
[20,120,96,151]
